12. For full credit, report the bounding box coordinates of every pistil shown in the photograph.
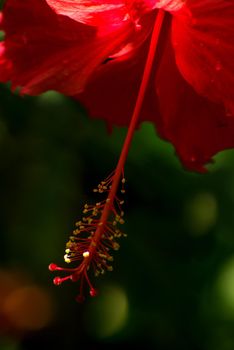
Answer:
[49,9,166,300]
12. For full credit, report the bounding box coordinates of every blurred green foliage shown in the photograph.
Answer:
[1,84,234,350]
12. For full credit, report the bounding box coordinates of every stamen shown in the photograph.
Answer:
[49,172,126,300]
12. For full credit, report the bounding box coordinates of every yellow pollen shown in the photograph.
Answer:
[64,254,71,263]
[83,251,90,258]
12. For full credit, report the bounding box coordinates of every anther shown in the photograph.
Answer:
[83,251,90,258]
[64,254,71,263]
[113,243,120,251]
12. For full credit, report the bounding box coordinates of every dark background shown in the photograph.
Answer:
[1,1,234,347]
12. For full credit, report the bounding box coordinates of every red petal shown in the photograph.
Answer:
[78,12,234,172]
[155,0,185,12]
[45,0,127,32]
[46,0,157,32]
[172,0,234,116]
[76,12,158,126]
[0,0,134,95]
[77,48,157,127]
[155,32,234,172]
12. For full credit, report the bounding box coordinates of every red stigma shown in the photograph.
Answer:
[53,277,62,286]
[49,263,58,271]
[76,295,85,303]
[89,288,98,297]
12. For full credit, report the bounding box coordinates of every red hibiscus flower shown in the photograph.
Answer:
[0,0,233,172]
[0,0,234,299]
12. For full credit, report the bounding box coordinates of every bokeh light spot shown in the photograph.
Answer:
[216,257,234,317]
[37,91,65,105]
[85,284,128,338]
[3,285,54,331]
[185,192,218,235]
